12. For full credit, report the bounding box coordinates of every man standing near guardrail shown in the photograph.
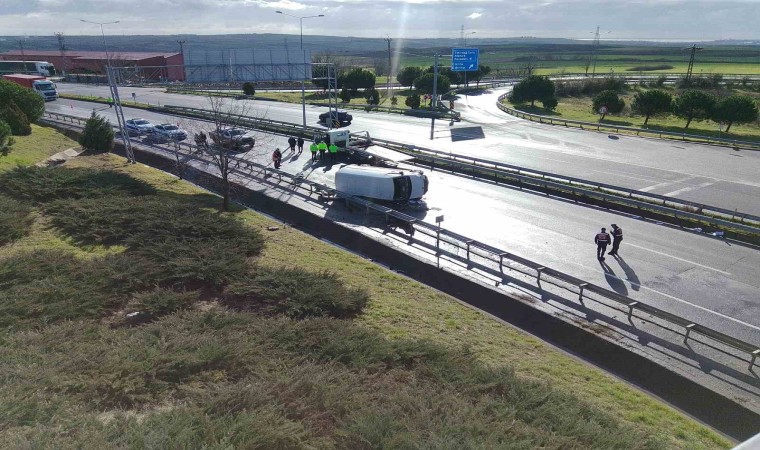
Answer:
[595,227,611,260]
[288,136,297,154]
[297,137,305,155]
[609,224,623,257]
[318,140,328,161]
[309,141,319,161]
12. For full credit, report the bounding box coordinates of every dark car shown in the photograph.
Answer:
[319,110,353,127]
[209,127,256,150]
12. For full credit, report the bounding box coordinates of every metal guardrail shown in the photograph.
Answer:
[370,138,760,236]
[496,93,760,150]
[42,110,760,370]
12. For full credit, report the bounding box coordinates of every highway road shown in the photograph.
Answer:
[45,96,760,348]
[55,83,760,216]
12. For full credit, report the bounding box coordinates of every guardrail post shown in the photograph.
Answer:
[466,240,473,264]
[684,323,696,343]
[498,252,508,273]
[536,266,545,281]
[751,349,759,370]
[578,283,588,303]
[627,301,639,321]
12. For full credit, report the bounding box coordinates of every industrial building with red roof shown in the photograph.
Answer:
[0,50,184,81]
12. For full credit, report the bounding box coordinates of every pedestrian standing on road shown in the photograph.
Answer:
[297,137,305,155]
[595,227,611,260]
[309,142,319,161]
[609,224,623,256]
[272,148,282,169]
[317,140,328,161]
[287,136,297,154]
[328,142,338,162]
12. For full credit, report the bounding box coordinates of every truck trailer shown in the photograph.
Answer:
[2,74,58,101]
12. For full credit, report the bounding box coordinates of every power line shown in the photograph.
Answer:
[55,33,67,76]
[177,40,186,55]
[384,36,392,98]
[684,44,704,82]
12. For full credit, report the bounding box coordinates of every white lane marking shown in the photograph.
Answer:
[639,176,696,192]
[664,181,716,197]
[627,243,731,276]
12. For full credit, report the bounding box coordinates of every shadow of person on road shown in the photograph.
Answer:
[613,255,640,292]
[599,258,628,296]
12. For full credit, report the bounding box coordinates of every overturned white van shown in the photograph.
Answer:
[334,166,428,202]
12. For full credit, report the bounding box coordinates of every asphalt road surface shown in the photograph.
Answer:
[47,92,760,345]
[55,83,760,216]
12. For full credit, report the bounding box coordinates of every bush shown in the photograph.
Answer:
[0,167,156,202]
[339,88,352,103]
[413,73,451,96]
[0,120,13,156]
[365,88,380,106]
[0,79,45,122]
[397,66,423,88]
[0,194,33,245]
[241,82,256,96]
[541,96,558,110]
[390,96,398,106]
[592,90,625,118]
[78,112,114,152]
[0,100,32,136]
[405,93,421,109]
[226,267,370,319]
[626,64,673,72]
[509,75,555,106]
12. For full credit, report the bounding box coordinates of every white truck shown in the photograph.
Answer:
[2,74,58,101]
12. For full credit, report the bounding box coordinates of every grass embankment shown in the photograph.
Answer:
[503,86,760,143]
[0,127,730,448]
[59,93,154,110]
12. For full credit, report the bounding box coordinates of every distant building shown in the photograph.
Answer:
[0,50,184,81]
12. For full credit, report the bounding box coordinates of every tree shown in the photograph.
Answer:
[672,90,716,129]
[509,75,555,107]
[405,94,421,109]
[541,97,558,111]
[592,90,625,121]
[390,96,398,106]
[198,96,270,211]
[78,112,114,152]
[0,120,13,157]
[413,73,451,96]
[242,82,256,96]
[365,88,380,106]
[0,79,45,123]
[468,65,492,86]
[631,89,672,125]
[397,66,423,88]
[311,53,347,90]
[0,100,32,136]
[339,68,376,92]
[339,88,352,103]
[712,95,759,133]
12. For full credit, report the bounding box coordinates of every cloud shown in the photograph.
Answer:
[467,12,483,19]
[255,0,306,10]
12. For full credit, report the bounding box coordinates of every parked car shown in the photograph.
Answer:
[319,110,352,127]
[209,127,256,150]
[125,118,155,136]
[152,123,188,141]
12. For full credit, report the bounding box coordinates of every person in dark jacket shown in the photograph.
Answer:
[272,148,282,169]
[595,227,611,260]
[609,224,623,256]
[297,137,305,155]
[287,136,296,153]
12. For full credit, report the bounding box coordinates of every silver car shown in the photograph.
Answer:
[125,118,155,136]
[153,123,188,141]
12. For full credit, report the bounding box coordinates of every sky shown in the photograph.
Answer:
[1,0,758,40]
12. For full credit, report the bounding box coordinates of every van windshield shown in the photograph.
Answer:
[392,176,412,201]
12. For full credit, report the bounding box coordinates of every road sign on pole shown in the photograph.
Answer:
[451,48,479,72]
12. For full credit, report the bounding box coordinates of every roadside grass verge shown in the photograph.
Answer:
[0,129,731,448]
[0,124,77,171]
[503,89,760,143]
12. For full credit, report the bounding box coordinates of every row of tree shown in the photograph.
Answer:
[396,65,493,90]
[593,89,759,131]
[0,79,46,156]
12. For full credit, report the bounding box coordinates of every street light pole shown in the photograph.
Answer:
[80,19,134,164]
[277,11,325,131]
[463,31,475,87]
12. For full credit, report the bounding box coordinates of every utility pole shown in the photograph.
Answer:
[684,44,703,82]
[430,54,439,140]
[590,26,600,77]
[18,40,26,63]
[384,36,392,98]
[55,33,67,76]
[176,40,186,55]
